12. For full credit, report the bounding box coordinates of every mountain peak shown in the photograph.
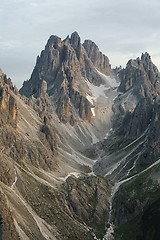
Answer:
[47,35,62,49]
[140,52,158,74]
[0,68,3,75]
[70,31,81,49]
[126,52,152,69]
[83,39,110,74]
[20,32,112,124]
[83,39,98,49]
[141,52,151,61]
[119,52,160,94]
[70,31,80,40]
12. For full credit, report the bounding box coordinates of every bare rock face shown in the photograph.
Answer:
[0,191,19,240]
[83,39,111,75]
[94,53,160,181]
[70,31,81,60]
[118,52,160,96]
[114,52,160,139]
[0,70,59,239]
[0,70,18,128]
[63,175,111,238]
[20,32,112,124]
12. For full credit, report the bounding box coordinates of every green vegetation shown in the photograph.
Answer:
[115,215,142,240]
[105,129,134,154]
[114,163,160,240]
[16,169,111,240]
[18,170,94,240]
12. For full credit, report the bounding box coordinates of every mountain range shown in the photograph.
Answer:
[0,32,160,240]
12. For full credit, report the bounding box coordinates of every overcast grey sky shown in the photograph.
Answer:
[0,0,160,88]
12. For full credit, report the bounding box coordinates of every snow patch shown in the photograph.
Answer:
[59,172,81,181]
[121,91,138,113]
[96,69,119,88]
[86,94,95,104]
[85,69,118,107]
[104,128,113,139]
[86,94,96,116]
[91,107,95,117]
[103,224,114,240]
[11,176,17,189]
[86,80,109,99]
[11,170,17,189]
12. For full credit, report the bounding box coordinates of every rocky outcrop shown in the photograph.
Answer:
[118,52,160,94]
[0,70,18,128]
[113,53,160,139]
[64,176,111,238]
[20,32,112,124]
[0,191,19,240]
[112,162,160,240]
[83,40,111,75]
[16,169,111,240]
[110,53,160,172]
[94,53,160,183]
[134,96,160,170]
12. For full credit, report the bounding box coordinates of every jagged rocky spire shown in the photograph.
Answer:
[118,52,160,93]
[20,32,112,124]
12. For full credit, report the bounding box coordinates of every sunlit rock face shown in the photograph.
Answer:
[0,69,18,127]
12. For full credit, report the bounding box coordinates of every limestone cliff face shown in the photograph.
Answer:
[64,176,111,238]
[0,191,19,240]
[0,70,18,128]
[20,32,112,124]
[94,53,160,180]
[114,52,160,139]
[83,40,111,75]
[0,72,58,174]
[118,52,160,95]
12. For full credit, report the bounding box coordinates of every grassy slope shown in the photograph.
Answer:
[114,162,160,240]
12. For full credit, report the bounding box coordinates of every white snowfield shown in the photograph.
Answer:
[85,68,119,120]
[96,69,119,88]
[86,69,119,101]
[86,80,110,100]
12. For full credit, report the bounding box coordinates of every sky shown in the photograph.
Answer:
[0,0,160,88]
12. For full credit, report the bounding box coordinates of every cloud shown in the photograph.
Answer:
[0,40,22,50]
[0,0,160,88]
[29,2,38,7]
